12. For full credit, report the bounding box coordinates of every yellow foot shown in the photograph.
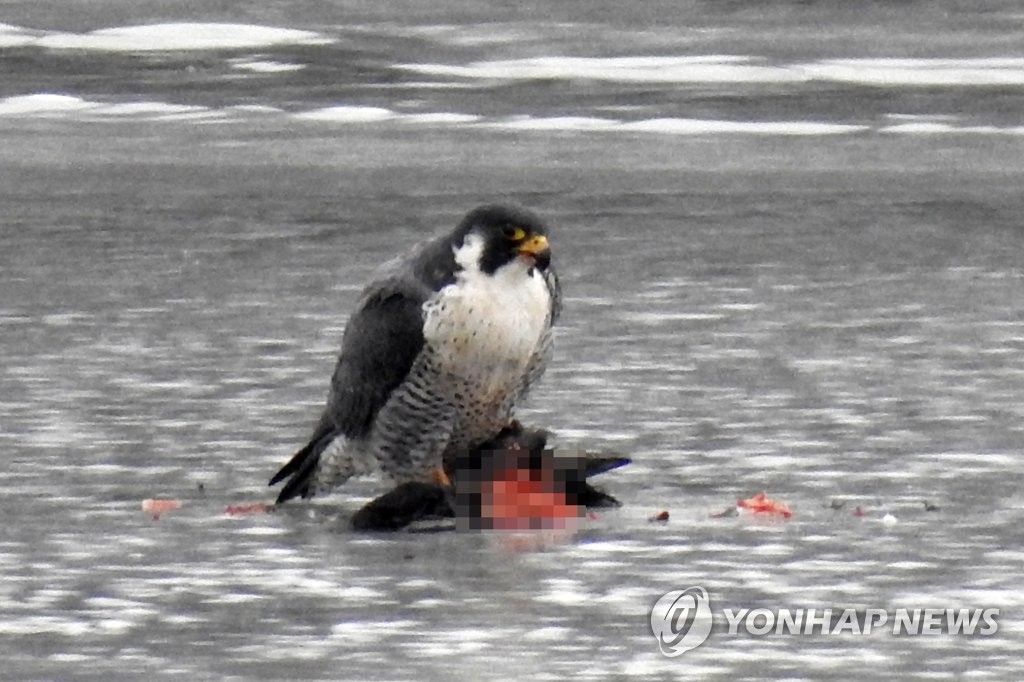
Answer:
[429,467,451,487]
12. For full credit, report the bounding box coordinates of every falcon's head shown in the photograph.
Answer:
[452,204,552,276]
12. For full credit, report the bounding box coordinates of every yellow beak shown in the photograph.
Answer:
[518,234,550,257]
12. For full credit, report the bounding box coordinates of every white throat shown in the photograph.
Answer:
[422,232,551,391]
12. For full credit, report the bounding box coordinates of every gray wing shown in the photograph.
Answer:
[543,263,562,327]
[270,234,457,502]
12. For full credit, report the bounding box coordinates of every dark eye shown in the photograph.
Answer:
[503,225,527,241]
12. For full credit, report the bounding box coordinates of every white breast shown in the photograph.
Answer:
[422,236,551,402]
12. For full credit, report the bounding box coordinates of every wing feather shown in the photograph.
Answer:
[270,234,457,500]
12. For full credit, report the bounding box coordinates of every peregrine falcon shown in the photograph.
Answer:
[270,204,561,504]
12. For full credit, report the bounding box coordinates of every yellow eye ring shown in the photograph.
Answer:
[503,226,527,241]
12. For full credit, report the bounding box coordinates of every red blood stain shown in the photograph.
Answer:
[737,492,792,519]
[141,498,182,520]
[224,502,275,516]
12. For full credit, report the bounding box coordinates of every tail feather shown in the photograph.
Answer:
[270,429,335,504]
[583,455,632,478]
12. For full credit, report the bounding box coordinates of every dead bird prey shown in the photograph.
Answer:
[351,423,630,532]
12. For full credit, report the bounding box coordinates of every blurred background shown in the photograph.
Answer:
[2,1,1023,680]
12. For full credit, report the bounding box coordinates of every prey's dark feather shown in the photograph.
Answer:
[350,482,454,531]
[583,455,632,478]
